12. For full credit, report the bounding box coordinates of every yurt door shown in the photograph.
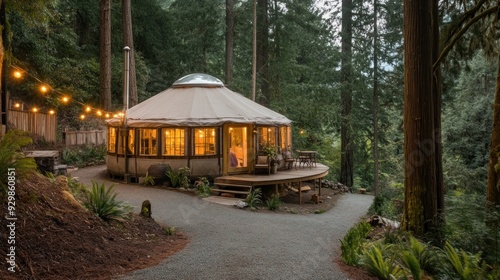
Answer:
[227,125,249,173]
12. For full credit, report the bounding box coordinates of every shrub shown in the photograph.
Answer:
[143,174,155,186]
[62,145,106,167]
[166,166,190,188]
[195,177,211,197]
[245,188,262,209]
[341,221,372,266]
[443,241,487,280]
[266,193,281,211]
[0,130,37,192]
[84,181,130,220]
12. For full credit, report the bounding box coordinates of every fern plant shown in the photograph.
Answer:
[84,181,130,220]
[266,194,281,211]
[0,130,37,192]
[362,243,403,280]
[245,188,262,209]
[444,241,484,280]
[341,222,372,266]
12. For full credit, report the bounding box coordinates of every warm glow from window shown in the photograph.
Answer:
[163,128,185,156]
[108,127,117,153]
[118,129,135,155]
[194,128,216,156]
[258,126,276,147]
[139,129,157,155]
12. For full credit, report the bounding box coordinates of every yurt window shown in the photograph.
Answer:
[139,129,157,155]
[108,127,117,153]
[118,129,135,155]
[279,126,292,150]
[194,128,216,155]
[162,128,185,156]
[258,126,277,147]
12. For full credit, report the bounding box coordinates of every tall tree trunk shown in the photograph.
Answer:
[402,0,439,240]
[99,0,112,111]
[431,0,445,244]
[257,0,270,106]
[252,0,257,102]
[0,0,6,134]
[122,0,137,107]
[372,0,379,196]
[486,54,500,207]
[225,0,234,87]
[340,0,353,188]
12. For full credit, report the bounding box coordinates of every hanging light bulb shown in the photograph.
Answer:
[49,110,55,115]
[32,107,38,113]
[14,103,21,109]
[39,85,49,93]
[96,110,102,116]
[61,96,70,103]
[13,70,22,79]
[85,106,91,112]
[80,114,85,120]
[105,113,110,118]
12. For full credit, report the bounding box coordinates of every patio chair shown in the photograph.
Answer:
[282,149,295,170]
[254,155,271,175]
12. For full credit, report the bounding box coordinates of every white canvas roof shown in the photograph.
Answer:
[106,74,292,127]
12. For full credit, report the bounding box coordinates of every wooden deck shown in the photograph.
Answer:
[214,163,329,204]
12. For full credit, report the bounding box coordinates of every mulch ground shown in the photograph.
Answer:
[0,172,188,280]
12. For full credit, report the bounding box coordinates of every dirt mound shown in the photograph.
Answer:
[0,173,188,280]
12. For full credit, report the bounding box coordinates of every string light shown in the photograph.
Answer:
[39,85,49,93]
[13,71,22,79]
[9,64,118,120]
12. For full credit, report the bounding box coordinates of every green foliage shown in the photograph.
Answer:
[166,166,190,188]
[444,241,485,280]
[245,188,262,209]
[164,226,176,236]
[0,130,37,192]
[143,174,155,186]
[195,177,211,198]
[84,181,130,221]
[362,243,403,280]
[61,145,106,167]
[402,251,422,280]
[340,221,372,266]
[266,194,281,211]
[368,183,404,221]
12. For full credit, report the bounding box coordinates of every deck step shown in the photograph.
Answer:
[210,188,251,195]
[214,183,252,189]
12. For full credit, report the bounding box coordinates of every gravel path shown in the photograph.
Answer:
[71,165,373,280]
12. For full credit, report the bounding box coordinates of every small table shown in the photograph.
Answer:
[297,150,317,168]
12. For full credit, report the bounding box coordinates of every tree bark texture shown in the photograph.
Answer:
[99,0,112,111]
[372,0,379,196]
[257,0,270,106]
[431,0,445,243]
[486,54,500,206]
[402,0,439,239]
[340,0,353,188]
[122,0,137,107]
[225,0,234,87]
[251,0,257,101]
[0,0,5,133]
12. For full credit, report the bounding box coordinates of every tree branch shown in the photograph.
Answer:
[433,5,499,71]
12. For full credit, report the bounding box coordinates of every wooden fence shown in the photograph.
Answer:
[8,109,57,142]
[63,129,107,147]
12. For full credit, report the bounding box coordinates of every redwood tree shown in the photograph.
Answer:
[99,0,112,111]
[402,0,440,240]
[122,0,137,107]
[486,55,500,207]
[340,0,353,188]
[225,0,234,87]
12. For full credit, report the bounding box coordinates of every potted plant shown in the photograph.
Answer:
[261,144,280,173]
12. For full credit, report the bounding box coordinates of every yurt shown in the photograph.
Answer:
[105,73,292,181]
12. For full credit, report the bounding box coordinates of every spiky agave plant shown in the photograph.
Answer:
[85,181,130,220]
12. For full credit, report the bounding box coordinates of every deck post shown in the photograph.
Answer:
[319,178,322,196]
